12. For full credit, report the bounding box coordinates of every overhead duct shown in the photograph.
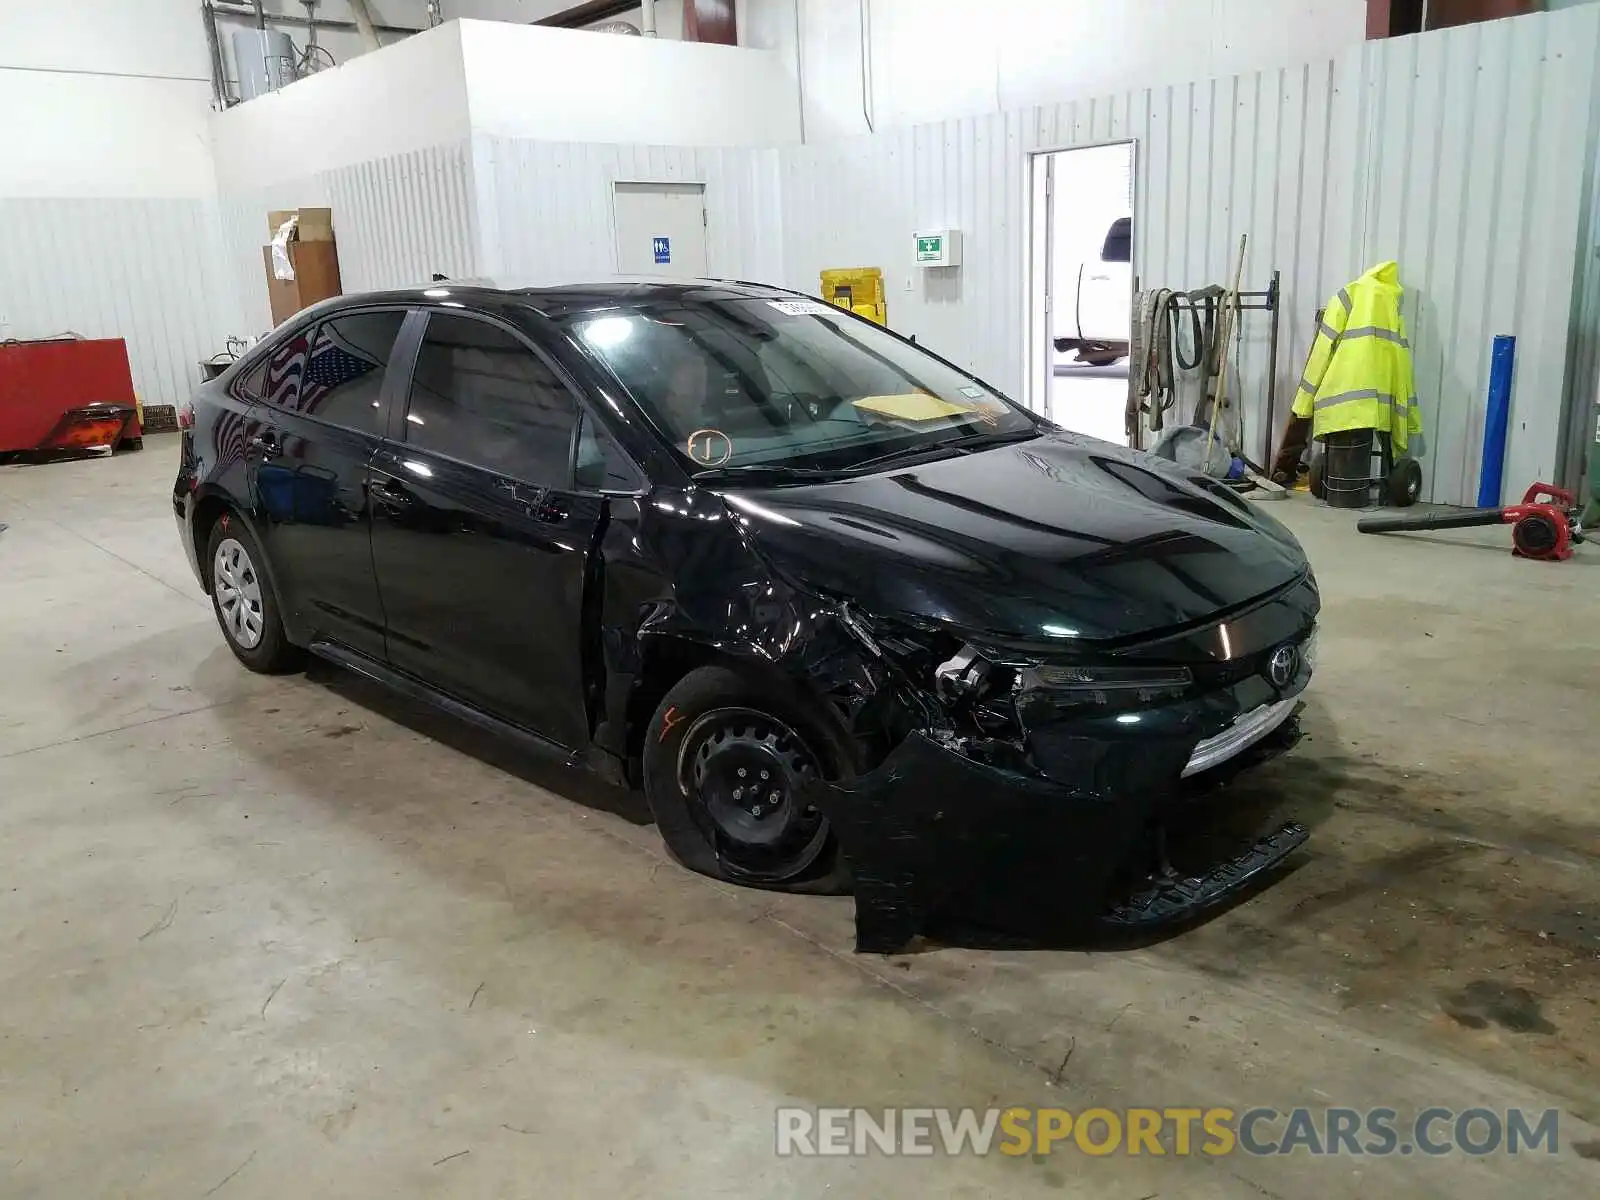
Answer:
[535,1,647,29]
[209,2,423,37]
[347,0,382,50]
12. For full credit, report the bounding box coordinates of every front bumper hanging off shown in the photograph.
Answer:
[806,701,1308,955]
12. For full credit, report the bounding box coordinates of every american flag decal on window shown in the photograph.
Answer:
[298,325,383,415]
[265,324,382,417]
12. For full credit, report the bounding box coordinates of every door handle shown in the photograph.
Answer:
[249,430,283,459]
[371,478,415,512]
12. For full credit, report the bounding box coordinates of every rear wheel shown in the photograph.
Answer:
[1307,456,1327,500]
[642,666,852,893]
[205,513,302,674]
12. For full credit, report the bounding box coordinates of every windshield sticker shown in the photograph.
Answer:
[959,385,985,399]
[768,300,837,317]
[685,428,734,467]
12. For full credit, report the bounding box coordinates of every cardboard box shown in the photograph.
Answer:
[263,241,343,326]
[268,207,334,242]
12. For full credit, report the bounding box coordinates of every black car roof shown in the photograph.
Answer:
[306,278,809,323]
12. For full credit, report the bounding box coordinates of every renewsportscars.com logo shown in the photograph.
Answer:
[775,1106,1566,1158]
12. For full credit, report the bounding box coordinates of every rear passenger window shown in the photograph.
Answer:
[228,359,268,403]
[297,312,404,434]
[403,312,578,485]
[251,311,402,435]
[257,330,310,411]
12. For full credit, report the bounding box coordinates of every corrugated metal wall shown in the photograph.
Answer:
[216,140,480,335]
[1550,11,1600,491]
[1356,10,1600,503]
[476,136,783,285]
[779,113,1032,420]
[777,5,1600,504]
[0,198,235,412]
[776,68,1354,471]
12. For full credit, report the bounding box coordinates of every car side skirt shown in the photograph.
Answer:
[305,639,629,788]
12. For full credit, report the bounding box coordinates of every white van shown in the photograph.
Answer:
[1054,216,1132,365]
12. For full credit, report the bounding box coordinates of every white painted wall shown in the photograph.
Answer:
[458,20,800,147]
[0,72,217,200]
[0,0,615,201]
[213,1,681,90]
[738,0,1368,142]
[0,0,214,197]
[209,21,471,190]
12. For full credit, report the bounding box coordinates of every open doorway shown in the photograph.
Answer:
[1026,142,1135,443]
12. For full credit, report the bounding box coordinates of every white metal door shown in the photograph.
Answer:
[613,182,709,277]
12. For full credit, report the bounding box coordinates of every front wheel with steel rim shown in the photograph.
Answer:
[677,707,831,883]
[204,513,301,673]
[642,666,853,894]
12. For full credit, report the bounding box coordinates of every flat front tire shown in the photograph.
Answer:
[642,665,852,894]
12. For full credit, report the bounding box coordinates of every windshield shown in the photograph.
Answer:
[563,298,1037,476]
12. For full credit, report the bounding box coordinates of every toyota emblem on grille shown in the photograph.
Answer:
[1267,644,1298,687]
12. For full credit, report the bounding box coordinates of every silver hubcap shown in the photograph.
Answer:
[213,537,265,649]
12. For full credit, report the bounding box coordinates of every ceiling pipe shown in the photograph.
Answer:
[209,1,422,37]
[347,0,382,50]
[250,0,267,29]
[641,0,657,37]
[534,1,640,29]
[858,0,873,132]
[201,2,233,108]
[793,0,806,143]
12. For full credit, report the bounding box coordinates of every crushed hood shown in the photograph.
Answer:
[720,434,1309,645]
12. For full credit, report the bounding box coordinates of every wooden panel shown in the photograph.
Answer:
[683,0,736,45]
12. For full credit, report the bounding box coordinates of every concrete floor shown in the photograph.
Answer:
[2,435,1597,1198]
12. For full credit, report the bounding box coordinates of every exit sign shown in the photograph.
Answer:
[913,228,962,268]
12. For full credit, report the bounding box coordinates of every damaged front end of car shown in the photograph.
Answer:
[799,580,1319,953]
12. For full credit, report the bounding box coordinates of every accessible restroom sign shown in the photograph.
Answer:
[653,236,671,264]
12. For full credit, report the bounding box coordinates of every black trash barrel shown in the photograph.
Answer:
[1322,428,1375,508]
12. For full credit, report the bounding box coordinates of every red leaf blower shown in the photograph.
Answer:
[1356,483,1583,561]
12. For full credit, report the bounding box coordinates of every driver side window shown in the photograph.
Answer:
[403,312,577,486]
[574,412,644,492]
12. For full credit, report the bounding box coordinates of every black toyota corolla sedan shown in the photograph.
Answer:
[174,280,1318,950]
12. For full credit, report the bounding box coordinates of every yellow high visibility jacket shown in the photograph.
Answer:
[1291,261,1421,452]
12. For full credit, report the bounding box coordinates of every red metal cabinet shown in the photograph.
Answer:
[0,338,141,452]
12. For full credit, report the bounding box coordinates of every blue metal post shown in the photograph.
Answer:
[1477,334,1515,508]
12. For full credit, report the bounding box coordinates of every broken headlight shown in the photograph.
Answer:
[1019,662,1194,711]
[835,605,1019,735]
